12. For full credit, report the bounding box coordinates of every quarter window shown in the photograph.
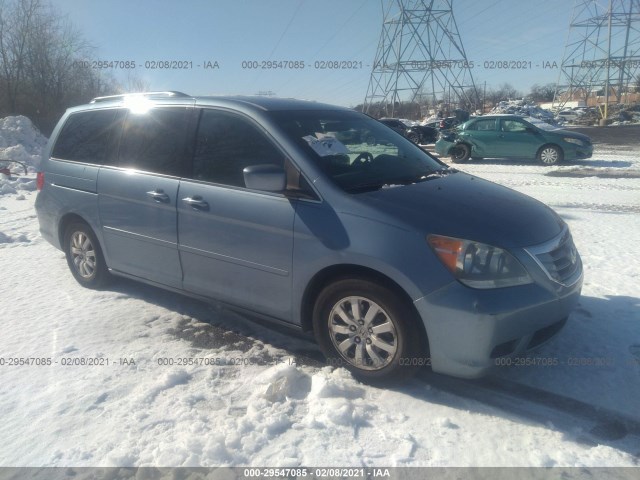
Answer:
[52,109,121,164]
[193,109,284,188]
[118,107,190,176]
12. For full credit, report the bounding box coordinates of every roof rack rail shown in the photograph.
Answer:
[90,91,190,103]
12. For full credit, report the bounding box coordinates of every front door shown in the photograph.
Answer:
[495,118,543,159]
[178,108,296,320]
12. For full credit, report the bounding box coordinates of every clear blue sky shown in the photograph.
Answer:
[51,0,576,107]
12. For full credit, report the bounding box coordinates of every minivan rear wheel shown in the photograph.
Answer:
[313,278,424,383]
[64,222,110,288]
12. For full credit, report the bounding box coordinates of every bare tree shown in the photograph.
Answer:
[0,0,118,132]
[0,0,40,112]
[119,70,151,93]
[485,83,521,106]
[529,83,556,103]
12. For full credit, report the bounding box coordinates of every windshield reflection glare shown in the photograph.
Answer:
[270,110,449,193]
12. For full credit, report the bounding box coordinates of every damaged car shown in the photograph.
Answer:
[435,114,593,165]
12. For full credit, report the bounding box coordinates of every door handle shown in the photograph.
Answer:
[182,196,209,210]
[146,190,170,202]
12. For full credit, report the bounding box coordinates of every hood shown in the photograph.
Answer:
[355,172,564,248]
[551,129,592,143]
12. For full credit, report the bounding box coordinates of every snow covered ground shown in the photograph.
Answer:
[1,118,639,468]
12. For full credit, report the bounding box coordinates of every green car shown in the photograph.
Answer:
[434,115,593,165]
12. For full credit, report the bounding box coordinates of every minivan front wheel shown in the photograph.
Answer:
[64,222,110,288]
[313,278,424,383]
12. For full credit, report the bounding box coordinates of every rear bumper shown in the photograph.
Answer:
[413,274,582,379]
[35,191,61,250]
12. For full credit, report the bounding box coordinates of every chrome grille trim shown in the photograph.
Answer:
[525,227,582,287]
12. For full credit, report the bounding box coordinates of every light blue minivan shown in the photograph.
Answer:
[35,92,583,382]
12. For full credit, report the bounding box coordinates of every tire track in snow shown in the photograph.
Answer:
[418,372,640,457]
[172,316,640,457]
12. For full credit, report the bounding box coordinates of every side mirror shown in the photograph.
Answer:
[243,164,286,192]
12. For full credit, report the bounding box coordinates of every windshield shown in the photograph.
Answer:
[269,110,448,193]
[524,117,559,131]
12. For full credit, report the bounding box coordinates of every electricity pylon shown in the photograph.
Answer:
[363,0,478,118]
[554,0,640,118]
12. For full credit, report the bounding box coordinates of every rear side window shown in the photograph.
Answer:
[118,107,190,176]
[52,109,121,163]
[467,119,496,131]
[501,119,528,132]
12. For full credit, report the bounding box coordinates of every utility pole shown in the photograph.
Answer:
[554,0,640,121]
[363,0,478,118]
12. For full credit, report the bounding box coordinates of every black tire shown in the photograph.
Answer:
[450,143,471,163]
[63,221,111,289]
[407,132,421,144]
[537,144,563,165]
[313,278,426,383]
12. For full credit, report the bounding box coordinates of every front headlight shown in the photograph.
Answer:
[427,235,533,289]
[563,137,584,146]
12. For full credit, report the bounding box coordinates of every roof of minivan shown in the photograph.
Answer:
[198,95,351,112]
[86,93,352,113]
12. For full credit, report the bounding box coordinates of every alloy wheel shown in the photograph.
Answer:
[70,231,97,279]
[327,296,398,370]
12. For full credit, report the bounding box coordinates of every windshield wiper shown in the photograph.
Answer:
[345,182,388,193]
[398,168,458,184]
[345,168,458,193]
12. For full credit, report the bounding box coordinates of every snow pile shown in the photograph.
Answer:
[609,114,640,126]
[0,115,47,196]
[1,141,640,467]
[490,100,556,123]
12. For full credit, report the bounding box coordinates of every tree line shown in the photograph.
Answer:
[357,82,562,119]
[0,0,143,134]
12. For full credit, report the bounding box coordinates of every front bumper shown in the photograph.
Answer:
[414,274,582,378]
[564,142,594,160]
[413,224,583,379]
[576,145,593,159]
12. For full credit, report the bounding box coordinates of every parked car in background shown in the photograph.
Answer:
[378,117,438,144]
[36,93,582,383]
[435,114,593,165]
[422,109,470,132]
[555,110,580,122]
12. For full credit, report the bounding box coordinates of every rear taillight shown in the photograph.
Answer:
[36,172,45,190]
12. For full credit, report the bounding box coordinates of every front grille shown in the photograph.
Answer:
[526,229,582,286]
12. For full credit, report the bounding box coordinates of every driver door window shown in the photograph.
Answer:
[192,110,284,188]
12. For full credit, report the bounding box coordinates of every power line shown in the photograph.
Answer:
[363,0,479,117]
[554,0,640,116]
